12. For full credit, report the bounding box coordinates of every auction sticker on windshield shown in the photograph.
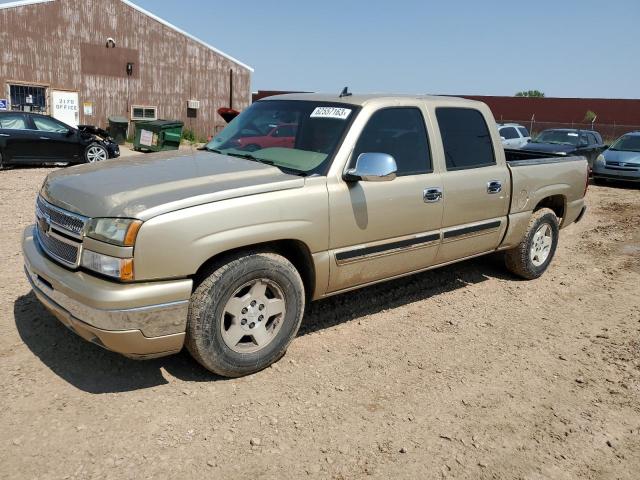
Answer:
[310,107,352,120]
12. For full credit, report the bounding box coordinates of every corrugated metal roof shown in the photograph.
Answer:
[0,0,254,72]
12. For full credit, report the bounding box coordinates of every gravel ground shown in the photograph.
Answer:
[0,166,638,480]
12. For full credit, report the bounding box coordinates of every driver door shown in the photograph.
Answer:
[30,115,80,162]
[327,107,443,292]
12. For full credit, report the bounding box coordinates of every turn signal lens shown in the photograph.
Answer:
[81,250,134,281]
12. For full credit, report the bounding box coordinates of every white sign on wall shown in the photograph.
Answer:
[51,90,79,127]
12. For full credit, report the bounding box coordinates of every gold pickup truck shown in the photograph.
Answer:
[22,93,588,377]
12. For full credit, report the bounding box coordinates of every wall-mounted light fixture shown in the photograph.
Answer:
[106,37,116,48]
[126,63,134,77]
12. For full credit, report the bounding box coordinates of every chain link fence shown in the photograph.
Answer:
[498,119,640,143]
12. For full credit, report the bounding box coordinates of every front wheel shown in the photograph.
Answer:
[504,208,559,280]
[85,143,108,163]
[186,251,305,377]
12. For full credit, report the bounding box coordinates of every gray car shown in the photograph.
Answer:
[592,132,640,184]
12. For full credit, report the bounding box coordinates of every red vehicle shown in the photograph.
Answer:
[235,124,297,151]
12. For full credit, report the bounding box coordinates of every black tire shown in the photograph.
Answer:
[85,142,108,163]
[186,251,305,377]
[0,150,4,170]
[504,208,559,280]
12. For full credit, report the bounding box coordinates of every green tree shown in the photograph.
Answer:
[515,90,545,97]
[583,110,597,123]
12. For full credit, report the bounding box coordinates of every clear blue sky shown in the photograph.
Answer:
[3,0,639,98]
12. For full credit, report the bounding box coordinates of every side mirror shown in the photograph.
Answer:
[500,136,506,141]
[345,152,397,182]
[66,129,74,137]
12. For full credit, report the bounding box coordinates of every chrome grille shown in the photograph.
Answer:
[36,196,87,237]
[35,196,87,268]
[36,224,80,267]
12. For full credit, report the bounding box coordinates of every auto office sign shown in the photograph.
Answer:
[51,91,80,127]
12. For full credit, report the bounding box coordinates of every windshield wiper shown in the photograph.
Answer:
[226,152,275,165]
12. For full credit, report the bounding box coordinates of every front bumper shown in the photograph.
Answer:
[592,164,640,182]
[22,225,192,359]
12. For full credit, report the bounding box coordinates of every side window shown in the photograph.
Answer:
[33,116,69,133]
[0,114,27,130]
[500,127,518,139]
[352,108,431,176]
[587,133,597,145]
[517,127,530,137]
[436,108,496,170]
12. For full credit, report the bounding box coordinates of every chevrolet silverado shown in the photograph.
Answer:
[22,93,589,377]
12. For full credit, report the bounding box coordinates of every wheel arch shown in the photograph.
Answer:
[192,239,316,303]
[533,194,566,222]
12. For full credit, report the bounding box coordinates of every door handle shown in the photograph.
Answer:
[423,187,443,203]
[487,180,502,194]
[0,133,9,137]
[39,137,50,140]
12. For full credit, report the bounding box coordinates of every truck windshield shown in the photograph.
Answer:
[533,130,579,145]
[205,100,358,175]
[609,135,640,152]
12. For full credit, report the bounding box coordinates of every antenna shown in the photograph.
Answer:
[339,87,352,98]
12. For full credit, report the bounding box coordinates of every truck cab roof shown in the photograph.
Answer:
[260,92,485,109]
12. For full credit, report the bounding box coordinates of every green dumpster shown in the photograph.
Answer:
[107,116,129,145]
[133,120,184,152]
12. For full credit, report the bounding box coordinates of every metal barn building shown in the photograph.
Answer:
[0,0,253,137]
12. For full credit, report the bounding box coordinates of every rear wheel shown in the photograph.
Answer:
[85,143,108,163]
[186,251,305,377]
[504,208,559,280]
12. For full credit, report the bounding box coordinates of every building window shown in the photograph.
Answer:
[131,105,157,121]
[9,84,47,113]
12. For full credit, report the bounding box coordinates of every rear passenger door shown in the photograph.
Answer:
[327,106,443,292]
[434,107,510,264]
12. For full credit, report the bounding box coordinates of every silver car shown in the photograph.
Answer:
[497,123,531,149]
[593,131,640,184]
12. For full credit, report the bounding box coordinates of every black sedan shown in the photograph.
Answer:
[520,128,607,167]
[0,111,119,169]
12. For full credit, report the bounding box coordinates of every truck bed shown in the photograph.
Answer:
[504,148,585,166]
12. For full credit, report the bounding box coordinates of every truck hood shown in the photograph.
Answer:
[520,142,577,155]
[603,149,640,165]
[41,149,305,220]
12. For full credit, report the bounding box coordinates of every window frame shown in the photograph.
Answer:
[130,105,158,121]
[349,106,434,177]
[436,107,497,172]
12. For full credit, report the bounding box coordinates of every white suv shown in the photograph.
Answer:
[498,123,531,149]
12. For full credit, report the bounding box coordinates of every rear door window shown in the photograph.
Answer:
[353,107,432,176]
[0,114,27,130]
[499,127,519,139]
[436,108,496,170]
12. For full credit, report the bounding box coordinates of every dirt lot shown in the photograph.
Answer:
[1,167,638,480]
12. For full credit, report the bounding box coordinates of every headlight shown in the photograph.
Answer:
[86,218,142,246]
[81,250,134,281]
[595,154,605,165]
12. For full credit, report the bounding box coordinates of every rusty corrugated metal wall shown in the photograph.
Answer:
[0,0,252,136]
